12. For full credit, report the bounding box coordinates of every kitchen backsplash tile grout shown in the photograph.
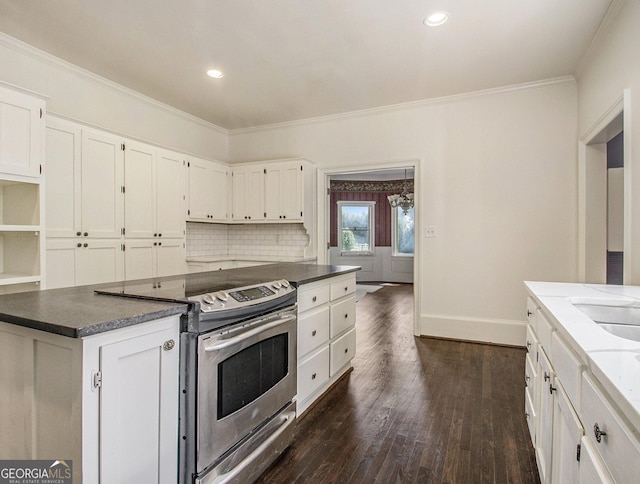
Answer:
[186,222,309,260]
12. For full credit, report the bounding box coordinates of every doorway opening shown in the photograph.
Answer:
[580,90,629,284]
[320,162,420,335]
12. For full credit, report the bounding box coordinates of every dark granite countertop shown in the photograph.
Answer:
[0,263,359,338]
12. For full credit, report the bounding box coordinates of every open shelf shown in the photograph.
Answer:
[0,180,40,226]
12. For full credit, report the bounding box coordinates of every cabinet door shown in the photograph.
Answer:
[209,161,228,221]
[45,118,81,237]
[536,349,555,484]
[265,162,302,221]
[550,384,583,484]
[99,321,179,484]
[124,141,156,239]
[231,168,249,221]
[75,239,124,286]
[156,239,186,277]
[81,129,124,238]
[0,85,43,177]
[46,239,78,289]
[157,150,186,236]
[124,239,155,281]
[233,165,265,221]
[188,157,212,221]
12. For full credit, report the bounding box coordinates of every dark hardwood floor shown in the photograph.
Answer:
[256,283,540,483]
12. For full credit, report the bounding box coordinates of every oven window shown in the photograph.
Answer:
[218,334,288,419]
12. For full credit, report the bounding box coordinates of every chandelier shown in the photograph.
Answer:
[387,170,414,215]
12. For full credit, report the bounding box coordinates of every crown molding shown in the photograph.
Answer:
[0,32,228,135]
[229,76,576,135]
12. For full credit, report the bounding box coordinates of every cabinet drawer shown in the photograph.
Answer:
[537,310,554,354]
[526,296,538,328]
[581,373,640,484]
[298,283,330,313]
[578,436,615,484]
[298,306,330,357]
[525,352,537,404]
[297,345,330,404]
[330,296,356,338]
[525,324,538,360]
[550,331,583,407]
[330,276,356,301]
[330,327,356,376]
[525,388,536,446]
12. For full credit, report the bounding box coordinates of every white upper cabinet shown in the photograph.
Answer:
[188,157,228,222]
[232,164,264,221]
[46,118,81,238]
[265,162,303,221]
[0,84,45,178]
[124,144,185,239]
[156,149,186,238]
[81,129,124,239]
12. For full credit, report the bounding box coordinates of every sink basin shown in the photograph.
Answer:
[573,301,640,342]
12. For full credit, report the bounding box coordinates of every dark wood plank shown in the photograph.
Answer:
[256,284,540,484]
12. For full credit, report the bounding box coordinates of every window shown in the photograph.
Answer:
[392,206,414,256]
[337,201,375,254]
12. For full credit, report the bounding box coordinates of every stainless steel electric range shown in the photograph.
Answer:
[97,273,298,484]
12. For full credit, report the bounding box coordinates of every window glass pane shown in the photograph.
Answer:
[340,204,373,252]
[396,207,414,255]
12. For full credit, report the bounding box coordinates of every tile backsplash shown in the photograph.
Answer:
[186,222,309,260]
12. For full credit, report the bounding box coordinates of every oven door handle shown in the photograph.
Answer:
[203,314,296,352]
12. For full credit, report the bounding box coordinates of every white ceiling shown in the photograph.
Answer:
[0,0,613,130]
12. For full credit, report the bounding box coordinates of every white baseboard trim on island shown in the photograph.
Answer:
[419,314,527,347]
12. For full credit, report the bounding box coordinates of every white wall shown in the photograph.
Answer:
[577,0,640,284]
[230,80,579,344]
[0,33,228,161]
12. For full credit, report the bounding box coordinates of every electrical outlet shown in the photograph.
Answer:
[425,226,437,238]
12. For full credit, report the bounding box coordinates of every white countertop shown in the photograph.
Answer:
[525,281,640,434]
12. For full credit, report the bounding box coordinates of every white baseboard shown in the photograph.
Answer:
[420,314,526,346]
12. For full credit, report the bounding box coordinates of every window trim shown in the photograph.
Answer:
[391,205,415,257]
[337,201,376,255]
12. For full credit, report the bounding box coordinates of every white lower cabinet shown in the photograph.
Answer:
[0,315,180,484]
[296,272,356,416]
[525,293,640,484]
[46,238,124,289]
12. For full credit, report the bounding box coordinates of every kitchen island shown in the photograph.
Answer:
[0,263,359,484]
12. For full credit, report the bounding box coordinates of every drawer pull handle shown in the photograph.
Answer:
[525,412,530,420]
[311,372,317,380]
[544,372,550,382]
[593,423,607,443]
[344,348,348,354]
[526,341,531,348]
[312,330,317,336]
[344,286,348,291]
[312,296,317,302]
[525,375,530,383]
[344,313,348,319]
[549,384,556,395]
[527,310,533,317]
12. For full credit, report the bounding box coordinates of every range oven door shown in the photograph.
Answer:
[196,305,297,474]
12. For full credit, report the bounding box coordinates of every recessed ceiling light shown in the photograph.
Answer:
[424,11,449,27]
[207,69,224,79]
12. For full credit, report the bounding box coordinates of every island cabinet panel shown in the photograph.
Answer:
[0,315,180,484]
[296,272,356,417]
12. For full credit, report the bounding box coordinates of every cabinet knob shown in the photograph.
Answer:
[159,233,162,237]
[344,313,348,319]
[158,242,162,246]
[311,372,316,380]
[593,423,607,443]
[344,348,348,354]
[83,243,88,248]
[76,231,81,236]
[312,330,317,336]
[544,372,550,382]
[83,232,88,236]
[154,242,158,246]
[344,286,348,291]
[163,339,175,351]
[154,233,158,237]
[77,243,82,248]
[526,341,531,348]
[525,412,530,419]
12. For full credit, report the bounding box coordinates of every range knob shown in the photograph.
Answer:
[202,293,215,305]
[215,291,229,302]
[280,279,290,288]
[271,281,282,290]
